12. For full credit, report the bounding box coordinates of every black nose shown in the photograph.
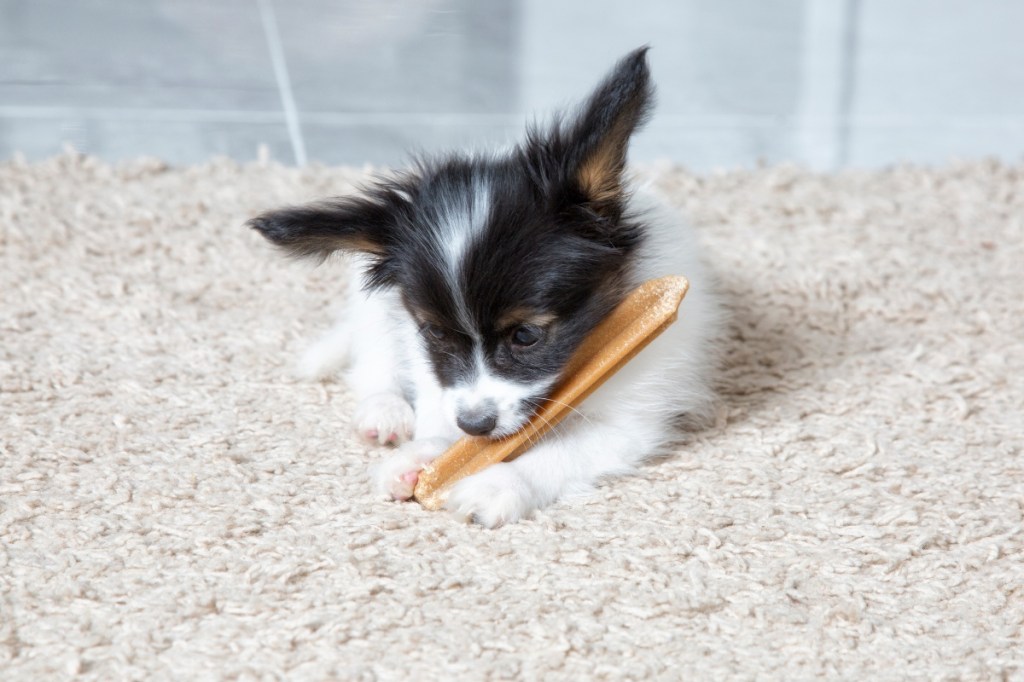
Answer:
[457,409,498,436]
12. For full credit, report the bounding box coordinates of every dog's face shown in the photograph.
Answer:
[251,48,653,437]
[388,160,639,437]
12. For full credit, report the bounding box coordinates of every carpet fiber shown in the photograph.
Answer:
[1,154,1022,680]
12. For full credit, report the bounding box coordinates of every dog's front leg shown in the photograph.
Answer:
[371,375,461,501]
[371,436,452,502]
[445,409,665,528]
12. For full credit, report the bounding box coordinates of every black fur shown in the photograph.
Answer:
[250,47,655,397]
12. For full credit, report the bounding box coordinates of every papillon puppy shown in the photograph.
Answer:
[250,47,721,527]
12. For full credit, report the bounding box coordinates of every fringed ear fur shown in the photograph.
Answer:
[247,193,396,263]
[567,47,654,213]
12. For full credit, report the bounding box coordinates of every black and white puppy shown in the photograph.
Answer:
[250,48,721,527]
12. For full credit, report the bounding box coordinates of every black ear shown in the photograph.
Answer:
[562,47,653,214]
[248,193,397,262]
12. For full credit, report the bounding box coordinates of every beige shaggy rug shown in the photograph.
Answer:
[1,153,1022,680]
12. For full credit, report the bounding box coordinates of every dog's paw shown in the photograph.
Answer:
[446,463,537,528]
[372,438,450,501]
[354,392,415,445]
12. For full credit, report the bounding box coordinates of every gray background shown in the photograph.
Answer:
[2,0,1023,170]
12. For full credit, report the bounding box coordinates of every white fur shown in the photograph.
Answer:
[308,188,720,526]
[437,178,491,333]
[302,259,418,445]
[447,350,555,438]
[439,178,490,284]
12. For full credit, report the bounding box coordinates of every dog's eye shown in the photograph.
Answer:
[511,325,541,348]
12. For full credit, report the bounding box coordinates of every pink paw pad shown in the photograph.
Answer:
[389,470,420,501]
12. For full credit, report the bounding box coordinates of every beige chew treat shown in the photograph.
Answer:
[413,274,690,511]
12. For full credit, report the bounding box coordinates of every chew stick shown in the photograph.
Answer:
[413,275,690,510]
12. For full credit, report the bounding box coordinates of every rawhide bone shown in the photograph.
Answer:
[413,274,690,510]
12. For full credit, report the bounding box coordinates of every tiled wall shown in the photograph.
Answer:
[1,0,1022,170]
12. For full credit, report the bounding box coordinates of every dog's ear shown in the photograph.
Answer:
[248,195,393,260]
[563,47,653,215]
[248,187,407,287]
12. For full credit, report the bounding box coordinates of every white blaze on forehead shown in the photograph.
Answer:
[436,178,490,331]
[438,177,490,275]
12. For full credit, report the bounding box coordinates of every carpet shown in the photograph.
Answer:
[1,153,1021,680]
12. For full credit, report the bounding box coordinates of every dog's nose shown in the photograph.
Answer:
[456,407,498,436]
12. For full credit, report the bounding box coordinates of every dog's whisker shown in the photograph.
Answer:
[533,396,594,427]
[521,398,575,450]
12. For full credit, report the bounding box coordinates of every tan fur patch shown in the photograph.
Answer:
[576,144,624,205]
[496,309,557,332]
[344,235,387,255]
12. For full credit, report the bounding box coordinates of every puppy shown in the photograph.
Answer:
[250,47,721,527]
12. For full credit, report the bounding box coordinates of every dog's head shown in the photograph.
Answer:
[251,48,654,437]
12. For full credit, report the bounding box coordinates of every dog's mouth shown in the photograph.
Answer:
[474,406,528,440]
[457,395,547,440]
[492,393,553,439]
[448,376,560,440]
